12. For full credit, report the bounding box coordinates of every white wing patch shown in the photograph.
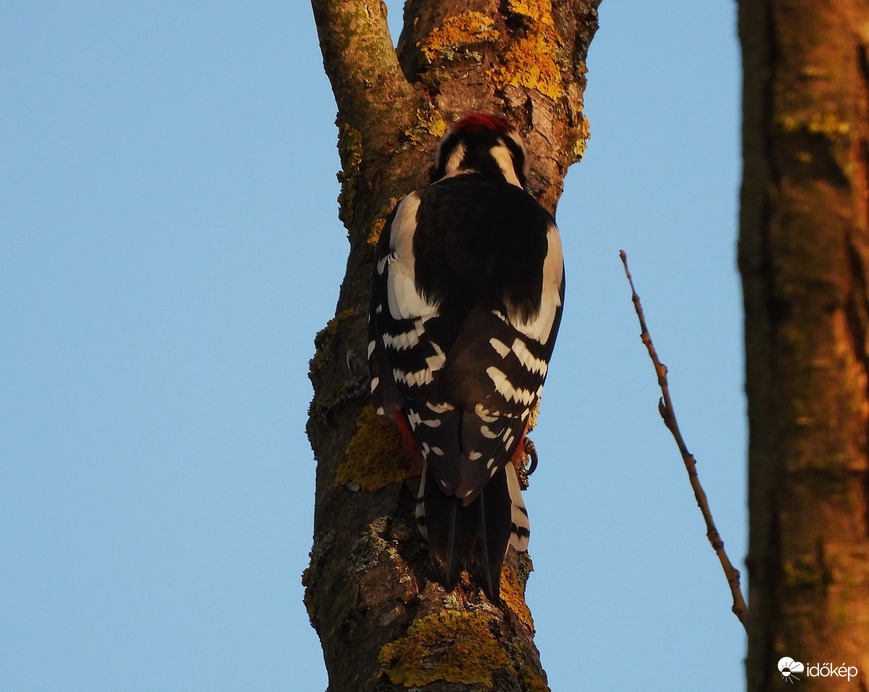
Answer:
[486,366,537,406]
[382,326,422,350]
[375,253,391,276]
[508,222,563,343]
[391,342,446,389]
[407,409,443,431]
[394,367,434,388]
[426,342,447,373]
[473,406,500,422]
[385,193,436,320]
[510,338,548,375]
[480,425,499,439]
[489,337,511,359]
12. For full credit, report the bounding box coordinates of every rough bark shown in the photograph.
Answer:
[305,1,600,689]
[738,0,869,688]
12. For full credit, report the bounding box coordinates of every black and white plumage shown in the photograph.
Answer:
[367,113,564,600]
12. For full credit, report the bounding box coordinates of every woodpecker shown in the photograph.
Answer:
[367,113,564,600]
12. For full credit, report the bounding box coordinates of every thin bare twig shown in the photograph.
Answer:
[619,250,748,630]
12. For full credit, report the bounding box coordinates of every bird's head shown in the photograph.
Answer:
[431,113,528,188]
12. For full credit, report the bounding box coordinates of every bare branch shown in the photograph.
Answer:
[310,0,417,137]
[619,250,749,630]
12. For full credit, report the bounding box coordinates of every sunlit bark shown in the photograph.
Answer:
[739,1,869,687]
[305,1,600,688]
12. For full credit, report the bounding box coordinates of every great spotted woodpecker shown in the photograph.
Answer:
[367,113,564,600]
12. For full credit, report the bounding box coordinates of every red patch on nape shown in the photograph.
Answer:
[453,113,514,134]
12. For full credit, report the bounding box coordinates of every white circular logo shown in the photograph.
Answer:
[778,657,805,683]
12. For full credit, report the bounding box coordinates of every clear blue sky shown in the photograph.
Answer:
[1,2,744,689]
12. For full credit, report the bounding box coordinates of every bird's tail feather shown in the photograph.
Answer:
[506,462,530,552]
[419,464,512,601]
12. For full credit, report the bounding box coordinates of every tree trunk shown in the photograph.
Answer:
[305,1,599,689]
[739,0,869,687]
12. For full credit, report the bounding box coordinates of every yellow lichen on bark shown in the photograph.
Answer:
[500,564,535,632]
[336,405,417,491]
[573,111,591,160]
[776,112,851,139]
[418,11,500,64]
[366,217,385,246]
[403,107,448,145]
[378,610,513,688]
[493,0,564,99]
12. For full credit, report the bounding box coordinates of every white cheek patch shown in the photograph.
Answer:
[490,143,522,188]
[444,142,467,178]
[506,131,529,181]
